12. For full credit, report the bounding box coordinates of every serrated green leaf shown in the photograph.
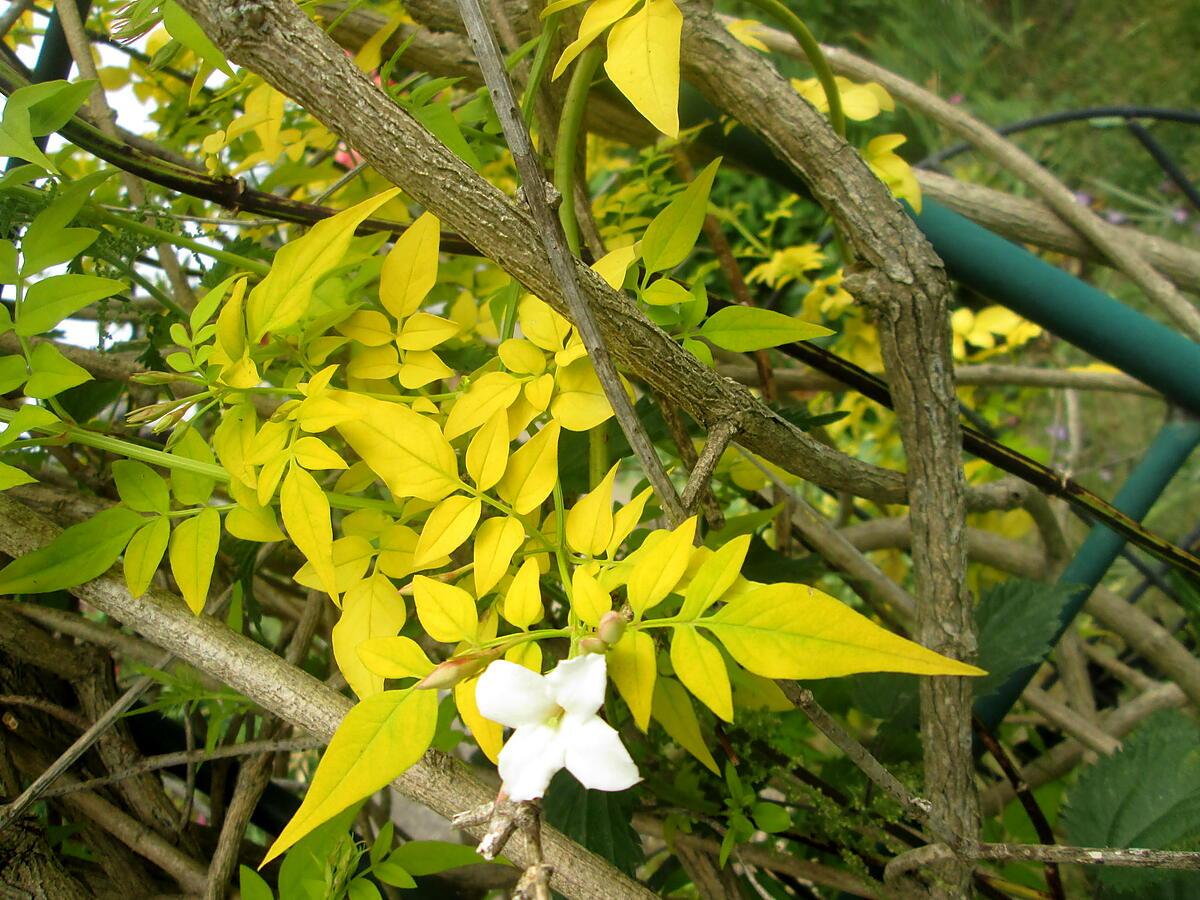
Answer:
[699,306,833,351]
[1062,711,1200,897]
[974,579,1071,699]
[543,770,644,876]
[0,506,143,594]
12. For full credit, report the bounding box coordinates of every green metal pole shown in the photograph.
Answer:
[975,417,1200,730]
[677,85,1200,417]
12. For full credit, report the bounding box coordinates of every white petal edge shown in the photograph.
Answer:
[546,653,607,717]
[562,713,640,793]
[476,660,557,728]
[499,723,566,801]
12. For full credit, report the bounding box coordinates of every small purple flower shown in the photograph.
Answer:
[1104,210,1129,225]
[1171,206,1189,225]
[948,93,964,105]
[1073,191,1093,207]
[1046,424,1069,441]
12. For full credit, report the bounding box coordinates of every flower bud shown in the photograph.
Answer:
[578,636,608,655]
[415,655,489,690]
[597,610,627,646]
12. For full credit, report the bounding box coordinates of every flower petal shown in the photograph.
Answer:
[546,653,607,717]
[476,660,556,728]
[562,713,640,793]
[499,723,566,801]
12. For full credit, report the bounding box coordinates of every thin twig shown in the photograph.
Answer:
[451,0,685,524]
[0,695,90,732]
[679,418,738,516]
[973,718,1064,900]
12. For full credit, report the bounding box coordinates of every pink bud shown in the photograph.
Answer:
[597,611,627,645]
[578,637,608,655]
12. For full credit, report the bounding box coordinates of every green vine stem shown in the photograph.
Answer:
[521,11,562,128]
[740,0,845,138]
[553,45,603,256]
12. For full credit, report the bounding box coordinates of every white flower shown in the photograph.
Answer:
[475,654,640,802]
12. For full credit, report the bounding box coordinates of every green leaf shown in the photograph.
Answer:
[22,80,96,135]
[372,860,417,888]
[0,405,59,449]
[386,840,491,876]
[24,343,92,399]
[168,507,220,615]
[162,1,233,74]
[0,462,34,491]
[20,170,111,275]
[238,865,275,900]
[123,516,169,598]
[0,355,27,393]
[699,306,833,352]
[651,676,719,774]
[262,688,438,866]
[974,579,1070,699]
[170,427,217,505]
[112,460,170,514]
[640,157,720,273]
[0,506,143,594]
[347,879,382,900]
[640,278,691,306]
[751,801,791,834]
[544,770,644,877]
[1062,711,1200,897]
[17,273,125,336]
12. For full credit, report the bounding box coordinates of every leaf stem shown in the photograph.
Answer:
[553,44,602,256]
[739,0,845,138]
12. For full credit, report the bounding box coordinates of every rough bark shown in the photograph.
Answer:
[677,8,977,893]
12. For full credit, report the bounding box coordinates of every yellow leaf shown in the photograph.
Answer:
[670,627,732,721]
[497,422,560,515]
[280,466,339,601]
[604,0,682,137]
[168,507,220,615]
[504,640,542,672]
[524,373,554,413]
[377,523,419,578]
[332,575,408,699]
[517,295,571,352]
[465,410,510,492]
[498,338,546,375]
[294,535,374,594]
[609,629,656,731]
[335,393,460,502]
[226,501,285,543]
[414,495,481,566]
[627,516,696,618]
[454,676,503,763]
[346,344,400,381]
[473,516,525,598]
[565,462,618,556]
[571,567,611,628]
[215,276,248,362]
[398,350,452,389]
[395,312,459,351]
[170,428,216,506]
[357,636,435,680]
[212,403,257,488]
[591,244,638,289]
[247,189,400,340]
[381,212,440,319]
[261,688,437,865]
[413,575,478,643]
[124,516,169,598]
[354,11,406,71]
[607,486,653,557]
[336,309,395,347]
[705,583,988,679]
[552,0,639,80]
[292,436,348,470]
[652,677,719,773]
[678,534,750,620]
[444,372,522,441]
[725,18,769,52]
[503,557,543,629]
